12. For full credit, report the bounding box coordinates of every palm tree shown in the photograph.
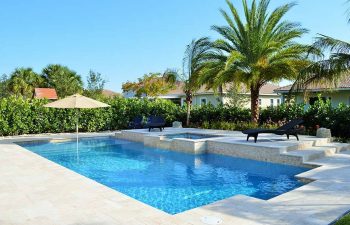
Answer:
[292,35,350,94]
[202,0,309,122]
[290,1,350,97]
[42,64,83,97]
[8,68,44,98]
[182,37,213,126]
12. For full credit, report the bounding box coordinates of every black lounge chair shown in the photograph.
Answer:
[242,119,304,143]
[146,115,166,132]
[128,116,143,129]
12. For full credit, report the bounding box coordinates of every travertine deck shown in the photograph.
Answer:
[1,130,350,225]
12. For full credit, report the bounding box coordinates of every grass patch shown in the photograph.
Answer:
[334,214,350,225]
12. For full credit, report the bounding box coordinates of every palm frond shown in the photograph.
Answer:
[313,34,350,54]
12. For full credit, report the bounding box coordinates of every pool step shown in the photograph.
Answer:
[283,138,330,152]
[284,140,315,151]
[314,142,350,153]
[282,146,337,162]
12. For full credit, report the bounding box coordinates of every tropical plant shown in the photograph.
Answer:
[8,68,44,98]
[201,0,309,122]
[122,71,176,97]
[290,2,350,97]
[181,37,213,126]
[291,35,350,95]
[41,64,83,97]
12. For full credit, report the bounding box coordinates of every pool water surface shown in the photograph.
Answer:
[18,137,309,214]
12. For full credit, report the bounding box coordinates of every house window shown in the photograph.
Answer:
[277,99,281,106]
[270,99,274,107]
[259,99,262,106]
[200,97,207,106]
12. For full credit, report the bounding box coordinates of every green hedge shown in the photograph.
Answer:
[259,99,349,138]
[1,96,350,140]
[0,97,182,136]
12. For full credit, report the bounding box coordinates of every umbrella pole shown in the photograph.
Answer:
[76,109,79,163]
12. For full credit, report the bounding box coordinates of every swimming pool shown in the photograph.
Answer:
[18,137,309,214]
[161,132,222,140]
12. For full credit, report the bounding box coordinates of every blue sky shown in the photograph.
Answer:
[0,0,349,92]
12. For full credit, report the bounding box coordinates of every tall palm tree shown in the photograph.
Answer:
[8,68,44,98]
[202,0,309,122]
[182,37,213,126]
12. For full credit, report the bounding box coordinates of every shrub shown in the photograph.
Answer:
[0,97,184,136]
[201,121,279,131]
[190,104,251,125]
[260,103,305,123]
[1,96,350,140]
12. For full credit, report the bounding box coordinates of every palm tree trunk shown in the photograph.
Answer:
[218,85,224,104]
[250,85,260,123]
[185,91,192,126]
[186,100,191,126]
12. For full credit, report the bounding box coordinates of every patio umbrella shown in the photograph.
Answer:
[44,93,110,145]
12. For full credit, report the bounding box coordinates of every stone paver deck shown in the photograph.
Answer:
[1,131,350,225]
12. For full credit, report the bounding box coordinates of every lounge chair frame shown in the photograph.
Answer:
[146,115,166,132]
[243,119,304,143]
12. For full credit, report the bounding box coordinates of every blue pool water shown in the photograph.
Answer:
[18,137,309,214]
[162,133,221,140]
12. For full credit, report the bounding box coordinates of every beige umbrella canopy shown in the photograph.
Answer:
[44,94,110,142]
[44,93,110,109]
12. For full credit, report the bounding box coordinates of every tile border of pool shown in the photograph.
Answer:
[1,131,350,224]
[116,128,334,167]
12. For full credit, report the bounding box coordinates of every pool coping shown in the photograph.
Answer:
[116,128,333,168]
[1,131,350,224]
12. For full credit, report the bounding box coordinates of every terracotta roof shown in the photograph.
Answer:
[102,89,120,97]
[162,82,279,96]
[275,76,350,93]
[34,88,58,100]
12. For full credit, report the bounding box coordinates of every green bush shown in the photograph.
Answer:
[260,103,305,123]
[1,96,350,140]
[201,121,279,131]
[190,104,251,125]
[0,97,183,136]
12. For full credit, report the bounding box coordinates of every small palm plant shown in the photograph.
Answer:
[292,35,350,94]
[181,37,213,126]
[291,1,350,96]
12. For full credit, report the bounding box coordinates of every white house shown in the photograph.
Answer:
[274,76,350,107]
[124,82,282,109]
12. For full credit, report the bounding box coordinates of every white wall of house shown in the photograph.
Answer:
[287,90,350,107]
[221,94,281,108]
[258,95,282,108]
[124,90,282,109]
[179,94,281,108]
[181,94,223,107]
